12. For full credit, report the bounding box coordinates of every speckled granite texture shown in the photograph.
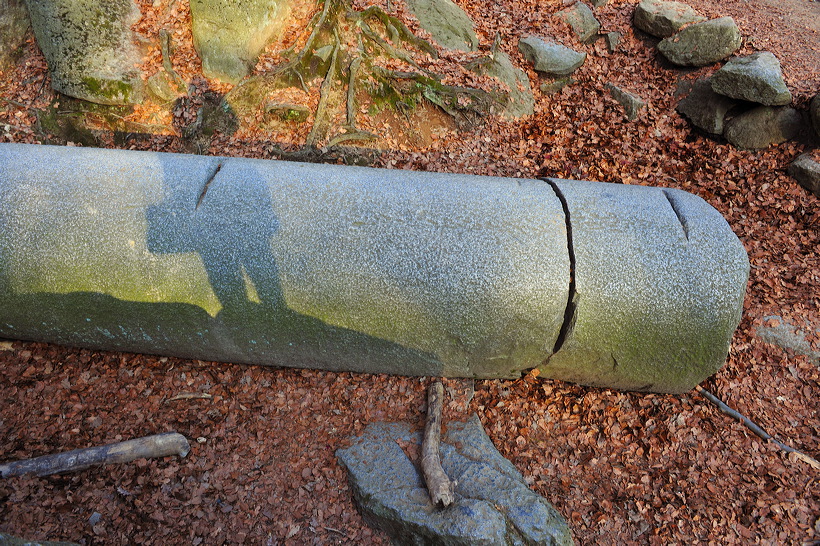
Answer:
[0,144,748,391]
[542,179,749,393]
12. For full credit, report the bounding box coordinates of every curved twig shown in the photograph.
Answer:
[696,385,820,470]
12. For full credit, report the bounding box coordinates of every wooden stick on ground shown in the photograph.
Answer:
[695,386,820,470]
[0,432,191,478]
[422,381,455,507]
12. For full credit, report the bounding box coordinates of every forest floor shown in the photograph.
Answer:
[0,0,818,544]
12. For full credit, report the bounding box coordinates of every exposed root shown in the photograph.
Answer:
[224,0,507,155]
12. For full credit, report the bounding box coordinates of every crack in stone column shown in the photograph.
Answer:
[662,189,690,241]
[542,178,577,354]
[195,161,223,210]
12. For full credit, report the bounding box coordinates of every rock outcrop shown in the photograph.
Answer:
[336,416,575,545]
[518,36,586,76]
[658,17,741,66]
[710,52,792,106]
[24,0,144,104]
[633,0,705,38]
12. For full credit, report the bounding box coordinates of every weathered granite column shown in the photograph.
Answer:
[0,143,748,392]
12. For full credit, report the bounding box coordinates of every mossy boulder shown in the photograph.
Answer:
[190,0,296,84]
[24,0,144,105]
[0,0,30,73]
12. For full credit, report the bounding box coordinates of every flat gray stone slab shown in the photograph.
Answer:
[606,84,646,121]
[336,416,574,545]
[542,179,749,393]
[755,315,820,365]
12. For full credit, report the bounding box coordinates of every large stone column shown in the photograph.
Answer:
[0,143,748,392]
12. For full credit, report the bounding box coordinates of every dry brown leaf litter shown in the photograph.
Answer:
[0,0,818,543]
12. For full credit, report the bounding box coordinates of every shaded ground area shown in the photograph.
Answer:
[1,0,818,543]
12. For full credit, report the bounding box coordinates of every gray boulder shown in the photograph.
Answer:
[518,36,586,76]
[0,0,30,72]
[658,17,742,66]
[555,2,600,44]
[406,0,478,52]
[788,153,820,198]
[606,84,646,121]
[633,0,705,38]
[723,106,802,149]
[811,94,820,138]
[676,77,738,134]
[710,52,792,106]
[190,0,295,84]
[336,416,574,545]
[24,0,144,104]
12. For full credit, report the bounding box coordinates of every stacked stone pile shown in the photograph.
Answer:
[632,0,818,195]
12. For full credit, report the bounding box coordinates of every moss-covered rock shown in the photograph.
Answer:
[24,0,144,105]
[190,0,296,84]
[404,0,478,52]
[0,0,30,73]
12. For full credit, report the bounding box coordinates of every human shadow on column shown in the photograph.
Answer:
[146,160,441,376]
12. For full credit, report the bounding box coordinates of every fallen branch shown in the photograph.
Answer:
[695,385,820,470]
[421,381,455,507]
[0,432,191,478]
